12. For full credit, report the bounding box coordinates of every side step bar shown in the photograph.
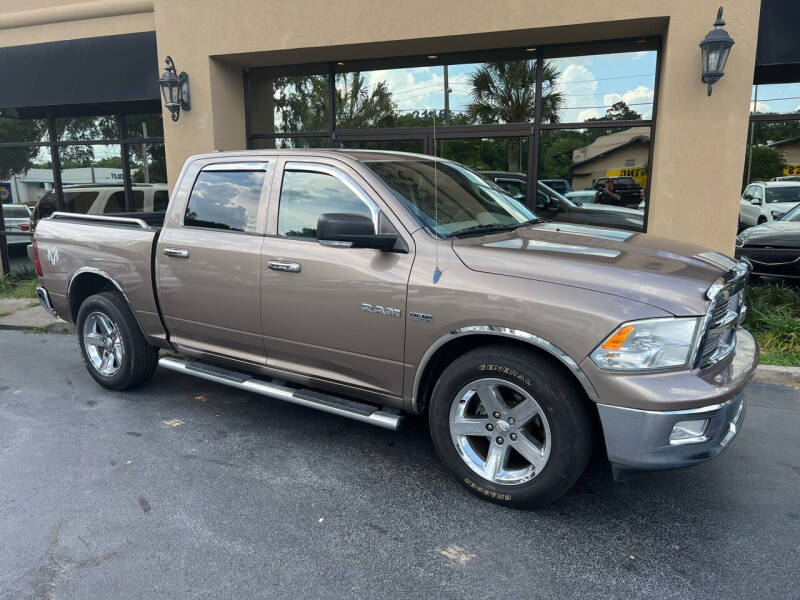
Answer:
[158,357,403,431]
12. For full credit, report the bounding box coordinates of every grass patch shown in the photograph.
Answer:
[743,281,800,367]
[0,268,38,299]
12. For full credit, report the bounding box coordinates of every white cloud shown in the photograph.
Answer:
[577,108,602,121]
[361,66,445,112]
[750,101,771,113]
[603,85,654,107]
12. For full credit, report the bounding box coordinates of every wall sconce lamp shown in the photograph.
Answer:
[158,56,190,121]
[699,7,735,96]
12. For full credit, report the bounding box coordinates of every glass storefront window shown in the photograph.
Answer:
[437,137,529,177]
[129,143,168,212]
[546,50,657,123]
[537,126,649,231]
[249,66,330,134]
[743,120,800,186]
[338,139,425,153]
[446,58,538,126]
[125,113,164,139]
[55,114,118,141]
[750,82,800,115]
[0,109,48,143]
[251,136,331,149]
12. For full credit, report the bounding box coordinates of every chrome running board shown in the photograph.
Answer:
[158,357,403,430]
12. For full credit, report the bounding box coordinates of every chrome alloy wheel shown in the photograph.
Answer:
[449,378,551,485]
[82,311,124,377]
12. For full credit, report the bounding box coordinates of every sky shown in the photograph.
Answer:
[357,50,658,123]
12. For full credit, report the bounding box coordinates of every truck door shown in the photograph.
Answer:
[156,160,272,365]
[260,159,413,397]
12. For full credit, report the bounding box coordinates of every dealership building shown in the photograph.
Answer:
[1,0,799,262]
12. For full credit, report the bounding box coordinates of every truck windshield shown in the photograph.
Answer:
[365,159,537,237]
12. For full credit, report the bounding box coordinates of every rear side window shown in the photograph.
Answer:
[153,190,169,212]
[184,170,265,233]
[103,191,126,213]
[63,191,99,213]
[278,170,373,239]
[2,205,29,218]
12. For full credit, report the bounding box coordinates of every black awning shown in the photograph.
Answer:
[755,0,800,84]
[0,31,160,109]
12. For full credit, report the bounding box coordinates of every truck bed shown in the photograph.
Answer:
[33,213,167,344]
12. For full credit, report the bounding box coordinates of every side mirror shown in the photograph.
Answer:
[317,213,400,252]
[750,197,762,206]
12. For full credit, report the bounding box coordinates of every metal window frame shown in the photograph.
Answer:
[0,104,166,274]
[243,36,661,227]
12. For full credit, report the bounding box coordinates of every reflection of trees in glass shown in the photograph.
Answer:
[274,74,330,132]
[467,61,564,171]
[336,73,394,128]
[588,101,642,122]
[0,114,47,179]
[743,145,787,187]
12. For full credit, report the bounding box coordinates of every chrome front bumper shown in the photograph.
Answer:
[597,329,755,480]
[37,286,58,318]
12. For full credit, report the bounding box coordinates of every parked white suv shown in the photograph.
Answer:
[32,184,169,227]
[739,181,800,229]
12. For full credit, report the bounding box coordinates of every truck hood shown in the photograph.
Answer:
[576,203,643,217]
[452,222,733,315]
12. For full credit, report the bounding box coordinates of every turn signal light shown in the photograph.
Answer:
[601,325,635,350]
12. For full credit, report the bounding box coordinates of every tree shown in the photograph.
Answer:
[0,113,48,180]
[590,101,642,122]
[743,145,787,187]
[335,72,395,129]
[467,60,564,171]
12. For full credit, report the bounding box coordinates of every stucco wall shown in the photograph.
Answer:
[0,0,762,253]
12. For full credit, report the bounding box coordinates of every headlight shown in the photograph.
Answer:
[591,317,701,371]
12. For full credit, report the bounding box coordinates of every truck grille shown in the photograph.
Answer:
[695,262,750,369]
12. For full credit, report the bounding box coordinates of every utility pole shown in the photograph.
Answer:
[746,84,758,185]
[443,65,451,126]
[142,122,150,183]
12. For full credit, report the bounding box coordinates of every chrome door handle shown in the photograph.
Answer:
[163,248,190,258]
[268,260,301,273]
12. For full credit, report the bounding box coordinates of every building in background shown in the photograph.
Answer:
[0,0,798,264]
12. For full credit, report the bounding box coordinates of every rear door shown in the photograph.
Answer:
[156,159,273,364]
[260,158,414,396]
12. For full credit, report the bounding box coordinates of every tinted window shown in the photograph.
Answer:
[63,191,99,213]
[496,179,526,199]
[278,170,373,238]
[765,186,800,203]
[129,190,146,212]
[2,205,29,218]
[185,170,266,232]
[103,191,126,213]
[153,190,169,212]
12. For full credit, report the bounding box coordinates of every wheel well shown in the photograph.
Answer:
[414,335,596,417]
[69,273,117,322]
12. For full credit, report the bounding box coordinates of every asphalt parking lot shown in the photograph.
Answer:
[1,330,798,600]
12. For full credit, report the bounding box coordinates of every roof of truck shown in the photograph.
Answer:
[192,148,439,164]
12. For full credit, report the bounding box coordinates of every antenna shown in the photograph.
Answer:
[432,109,442,284]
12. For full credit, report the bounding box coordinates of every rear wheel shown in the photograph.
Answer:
[429,345,593,508]
[76,292,158,390]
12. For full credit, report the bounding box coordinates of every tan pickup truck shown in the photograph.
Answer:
[32,149,757,508]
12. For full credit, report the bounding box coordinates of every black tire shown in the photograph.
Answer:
[76,292,159,391]
[428,345,593,508]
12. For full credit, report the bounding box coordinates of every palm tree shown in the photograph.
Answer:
[467,60,564,171]
[335,72,395,129]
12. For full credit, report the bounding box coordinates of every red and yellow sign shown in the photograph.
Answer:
[783,164,800,176]
[606,167,647,188]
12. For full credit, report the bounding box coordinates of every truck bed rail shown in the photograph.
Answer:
[49,212,152,230]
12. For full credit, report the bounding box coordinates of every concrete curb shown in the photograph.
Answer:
[752,364,800,387]
[0,322,75,334]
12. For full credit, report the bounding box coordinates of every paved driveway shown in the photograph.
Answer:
[1,330,798,599]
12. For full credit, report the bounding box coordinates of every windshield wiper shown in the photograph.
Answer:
[445,218,545,238]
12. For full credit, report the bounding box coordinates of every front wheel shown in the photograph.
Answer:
[429,345,593,508]
[77,292,158,390]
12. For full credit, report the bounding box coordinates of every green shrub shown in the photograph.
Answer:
[743,282,800,366]
[0,268,38,299]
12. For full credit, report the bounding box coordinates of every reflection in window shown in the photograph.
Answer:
[339,139,424,153]
[0,109,48,143]
[278,170,372,238]
[743,120,800,186]
[437,137,529,178]
[548,51,656,123]
[55,114,118,141]
[750,82,800,115]
[249,67,330,134]
[185,170,266,232]
[251,136,330,149]
[539,127,650,207]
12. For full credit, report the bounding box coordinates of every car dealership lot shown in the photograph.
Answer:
[1,330,798,600]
